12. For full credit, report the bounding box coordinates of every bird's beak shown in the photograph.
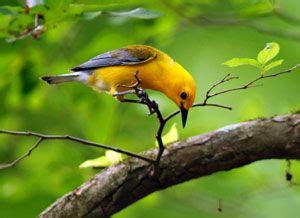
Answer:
[180,105,188,128]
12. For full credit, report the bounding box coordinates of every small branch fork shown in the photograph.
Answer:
[166,64,300,121]
[0,130,154,170]
[0,64,299,171]
[115,72,166,165]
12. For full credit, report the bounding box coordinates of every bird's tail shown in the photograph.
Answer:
[41,73,80,84]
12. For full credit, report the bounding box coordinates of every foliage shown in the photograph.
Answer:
[0,1,161,42]
[0,0,300,218]
[223,42,284,75]
[79,150,122,168]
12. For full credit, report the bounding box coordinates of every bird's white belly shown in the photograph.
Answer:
[75,71,110,92]
[75,71,90,84]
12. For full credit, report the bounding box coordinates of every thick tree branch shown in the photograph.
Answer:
[41,113,300,218]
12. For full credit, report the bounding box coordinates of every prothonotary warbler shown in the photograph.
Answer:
[41,45,196,127]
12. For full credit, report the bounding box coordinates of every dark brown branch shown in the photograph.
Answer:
[0,130,154,169]
[40,113,300,218]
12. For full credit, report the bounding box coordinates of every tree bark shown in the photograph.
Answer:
[40,113,300,218]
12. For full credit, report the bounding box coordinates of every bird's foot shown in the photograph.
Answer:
[117,70,142,91]
[117,81,140,90]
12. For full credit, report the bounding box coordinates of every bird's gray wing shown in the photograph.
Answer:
[71,46,157,72]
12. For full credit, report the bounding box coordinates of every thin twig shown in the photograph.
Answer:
[203,73,238,104]
[165,64,300,122]
[116,72,166,166]
[165,103,232,123]
[0,130,154,169]
[208,77,262,98]
[0,138,42,170]
[210,64,300,98]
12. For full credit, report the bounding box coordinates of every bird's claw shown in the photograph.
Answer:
[113,90,136,97]
[118,81,140,89]
[117,71,142,90]
[136,89,147,98]
[117,71,157,116]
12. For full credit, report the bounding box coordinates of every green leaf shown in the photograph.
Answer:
[79,156,111,168]
[79,150,122,169]
[155,123,179,147]
[257,42,280,64]
[105,150,122,164]
[108,8,163,19]
[264,59,284,72]
[223,58,260,68]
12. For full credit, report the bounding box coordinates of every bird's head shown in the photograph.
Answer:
[163,63,196,128]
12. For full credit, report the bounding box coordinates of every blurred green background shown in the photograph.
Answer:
[0,0,300,217]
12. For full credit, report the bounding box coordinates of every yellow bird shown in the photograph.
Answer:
[42,45,196,127]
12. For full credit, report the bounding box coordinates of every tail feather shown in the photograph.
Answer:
[41,73,80,84]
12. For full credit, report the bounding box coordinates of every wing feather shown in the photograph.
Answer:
[71,45,157,72]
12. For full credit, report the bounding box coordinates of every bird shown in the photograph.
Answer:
[41,45,196,127]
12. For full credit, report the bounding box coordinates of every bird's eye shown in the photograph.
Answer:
[180,92,187,100]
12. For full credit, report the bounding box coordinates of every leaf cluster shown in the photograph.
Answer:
[223,42,284,75]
